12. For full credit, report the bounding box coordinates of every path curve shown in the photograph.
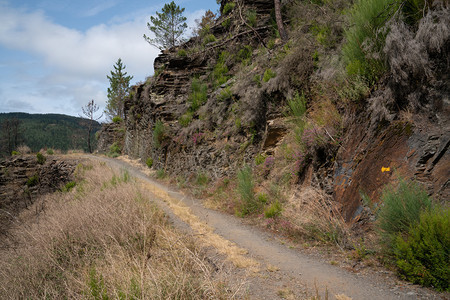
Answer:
[88,155,441,300]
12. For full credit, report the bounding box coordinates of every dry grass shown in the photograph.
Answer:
[0,160,239,299]
[282,187,350,249]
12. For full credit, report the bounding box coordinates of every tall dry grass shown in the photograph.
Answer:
[0,161,238,299]
[283,187,350,249]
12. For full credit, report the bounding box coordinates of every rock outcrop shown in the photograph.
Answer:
[0,155,78,239]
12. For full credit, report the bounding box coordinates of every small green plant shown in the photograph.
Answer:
[36,152,46,164]
[11,151,19,156]
[257,193,268,204]
[46,149,54,155]
[212,52,231,87]
[236,165,260,216]
[26,174,39,187]
[310,23,333,48]
[378,178,432,249]
[263,69,276,82]
[195,173,209,186]
[108,142,121,157]
[177,49,187,57]
[156,169,166,179]
[188,79,208,111]
[264,200,282,218]
[222,2,235,15]
[146,158,153,168]
[246,10,257,27]
[112,116,123,123]
[394,206,449,291]
[87,267,108,299]
[217,87,233,102]
[221,18,231,29]
[179,112,193,127]
[253,74,261,87]
[153,120,165,148]
[286,92,307,145]
[202,33,217,46]
[254,153,266,165]
[62,181,77,192]
[234,118,241,130]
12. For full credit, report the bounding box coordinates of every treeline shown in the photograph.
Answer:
[0,113,101,156]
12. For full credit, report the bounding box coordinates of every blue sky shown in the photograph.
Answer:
[0,0,219,119]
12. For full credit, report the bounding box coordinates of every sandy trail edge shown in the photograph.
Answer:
[88,154,440,300]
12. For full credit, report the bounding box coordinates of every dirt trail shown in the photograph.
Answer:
[89,155,442,300]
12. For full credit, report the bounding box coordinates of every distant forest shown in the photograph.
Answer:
[0,113,101,156]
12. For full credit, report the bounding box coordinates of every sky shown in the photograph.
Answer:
[0,0,219,120]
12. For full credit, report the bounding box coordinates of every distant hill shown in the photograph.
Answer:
[0,112,101,155]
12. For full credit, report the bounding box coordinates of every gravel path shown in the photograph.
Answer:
[89,155,444,300]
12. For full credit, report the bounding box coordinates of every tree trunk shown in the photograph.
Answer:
[274,0,287,41]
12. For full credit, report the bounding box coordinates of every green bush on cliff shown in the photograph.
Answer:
[378,178,431,249]
[153,120,165,148]
[394,206,449,291]
[188,79,208,111]
[108,142,121,158]
[236,165,261,216]
[112,116,123,123]
[36,153,46,164]
[146,158,153,168]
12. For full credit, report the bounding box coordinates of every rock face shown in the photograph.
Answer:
[0,155,78,239]
[96,122,125,153]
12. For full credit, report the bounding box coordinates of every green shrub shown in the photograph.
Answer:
[153,120,165,148]
[36,152,46,164]
[263,69,276,82]
[221,18,231,29]
[254,153,266,165]
[108,142,121,157]
[378,178,432,249]
[246,10,257,27]
[236,165,260,216]
[286,92,307,145]
[26,174,39,187]
[202,34,217,46]
[11,151,19,156]
[112,116,123,123]
[217,87,233,102]
[394,206,449,291]
[264,200,282,218]
[46,149,54,155]
[188,79,208,111]
[310,23,333,48]
[156,169,166,179]
[222,2,235,15]
[342,0,396,81]
[257,193,268,204]
[195,173,209,186]
[238,45,252,64]
[177,49,187,57]
[146,158,153,168]
[212,51,231,87]
[62,181,77,192]
[179,112,193,127]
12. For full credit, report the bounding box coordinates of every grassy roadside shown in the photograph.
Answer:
[0,159,240,299]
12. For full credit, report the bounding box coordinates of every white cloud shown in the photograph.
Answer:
[0,2,204,119]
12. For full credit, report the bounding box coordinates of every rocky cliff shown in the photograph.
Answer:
[99,0,449,221]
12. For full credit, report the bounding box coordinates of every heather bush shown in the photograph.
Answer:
[394,206,449,291]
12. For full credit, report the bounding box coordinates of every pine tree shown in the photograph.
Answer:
[144,1,187,50]
[105,58,133,120]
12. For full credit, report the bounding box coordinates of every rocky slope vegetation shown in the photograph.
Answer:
[99,0,449,222]
[0,154,78,242]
